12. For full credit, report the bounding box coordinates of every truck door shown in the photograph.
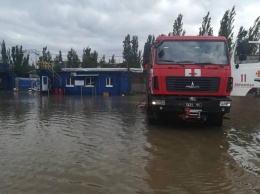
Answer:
[231,39,260,96]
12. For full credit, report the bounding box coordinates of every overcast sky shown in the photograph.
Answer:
[0,0,259,63]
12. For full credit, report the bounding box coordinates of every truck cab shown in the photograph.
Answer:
[145,36,233,126]
[231,39,260,96]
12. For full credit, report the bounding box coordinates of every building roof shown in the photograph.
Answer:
[61,68,143,73]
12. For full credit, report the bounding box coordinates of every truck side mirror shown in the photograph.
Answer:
[237,39,248,61]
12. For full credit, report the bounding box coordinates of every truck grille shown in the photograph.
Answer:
[166,77,220,92]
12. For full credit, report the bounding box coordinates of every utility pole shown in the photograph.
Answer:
[127,52,131,94]
[30,49,39,69]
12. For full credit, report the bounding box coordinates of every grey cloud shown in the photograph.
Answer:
[0,0,259,61]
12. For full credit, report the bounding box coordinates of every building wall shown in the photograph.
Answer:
[0,73,15,90]
[38,69,130,96]
[0,63,15,90]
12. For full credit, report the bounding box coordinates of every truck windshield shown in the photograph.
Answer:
[156,40,229,65]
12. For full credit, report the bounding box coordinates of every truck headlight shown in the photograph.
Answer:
[152,99,165,105]
[219,101,231,107]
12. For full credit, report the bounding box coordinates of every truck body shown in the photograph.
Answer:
[145,36,233,126]
[230,39,260,96]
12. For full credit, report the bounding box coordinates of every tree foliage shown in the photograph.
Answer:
[236,17,260,55]
[199,12,213,36]
[122,34,142,68]
[237,26,247,40]
[67,48,80,68]
[39,46,52,62]
[218,6,236,52]
[108,54,116,64]
[142,34,155,67]
[172,14,186,36]
[81,47,98,68]
[53,50,63,71]
[1,40,9,63]
[10,45,31,77]
[123,34,131,66]
[99,55,106,67]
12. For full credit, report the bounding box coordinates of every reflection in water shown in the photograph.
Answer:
[0,92,151,194]
[226,97,260,178]
[145,125,234,193]
[143,96,260,193]
[0,92,260,193]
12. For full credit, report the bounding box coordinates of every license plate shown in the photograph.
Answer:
[184,102,202,107]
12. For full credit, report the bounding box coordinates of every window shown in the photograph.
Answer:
[66,78,74,87]
[85,77,94,87]
[43,76,47,84]
[106,77,113,87]
[234,42,260,64]
[156,40,229,65]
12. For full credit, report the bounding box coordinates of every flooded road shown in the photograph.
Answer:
[0,91,260,194]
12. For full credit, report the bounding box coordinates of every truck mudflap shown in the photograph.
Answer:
[148,95,231,121]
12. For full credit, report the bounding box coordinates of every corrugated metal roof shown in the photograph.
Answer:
[61,68,143,73]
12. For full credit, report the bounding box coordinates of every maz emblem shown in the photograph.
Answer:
[185,82,200,88]
[189,97,197,101]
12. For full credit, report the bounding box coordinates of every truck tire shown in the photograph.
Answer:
[148,116,157,125]
[147,110,158,124]
[207,114,223,127]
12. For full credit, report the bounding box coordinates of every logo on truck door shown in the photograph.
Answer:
[185,69,201,77]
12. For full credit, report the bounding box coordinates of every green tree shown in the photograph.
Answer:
[123,34,131,68]
[53,50,63,71]
[81,47,98,68]
[237,26,247,40]
[218,6,236,52]
[1,40,9,63]
[199,12,213,36]
[99,55,106,67]
[172,14,186,36]
[10,45,30,77]
[131,35,142,68]
[67,48,80,68]
[122,34,142,68]
[22,53,31,76]
[108,54,116,64]
[142,34,155,67]
[39,46,52,62]
[236,17,260,55]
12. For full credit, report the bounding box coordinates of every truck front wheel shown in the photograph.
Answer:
[207,114,223,127]
[147,107,159,125]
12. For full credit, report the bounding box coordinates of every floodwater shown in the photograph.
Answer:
[0,91,260,194]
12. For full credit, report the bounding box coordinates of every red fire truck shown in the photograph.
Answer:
[145,35,233,126]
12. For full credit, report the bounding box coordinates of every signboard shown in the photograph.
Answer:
[75,80,84,86]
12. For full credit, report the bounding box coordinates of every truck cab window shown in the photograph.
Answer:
[234,42,260,64]
[156,41,228,65]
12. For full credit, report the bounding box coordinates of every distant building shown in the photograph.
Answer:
[37,65,143,96]
[0,63,15,90]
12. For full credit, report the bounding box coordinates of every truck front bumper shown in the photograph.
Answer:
[149,95,231,116]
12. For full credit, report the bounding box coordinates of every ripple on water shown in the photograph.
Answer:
[227,127,260,176]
